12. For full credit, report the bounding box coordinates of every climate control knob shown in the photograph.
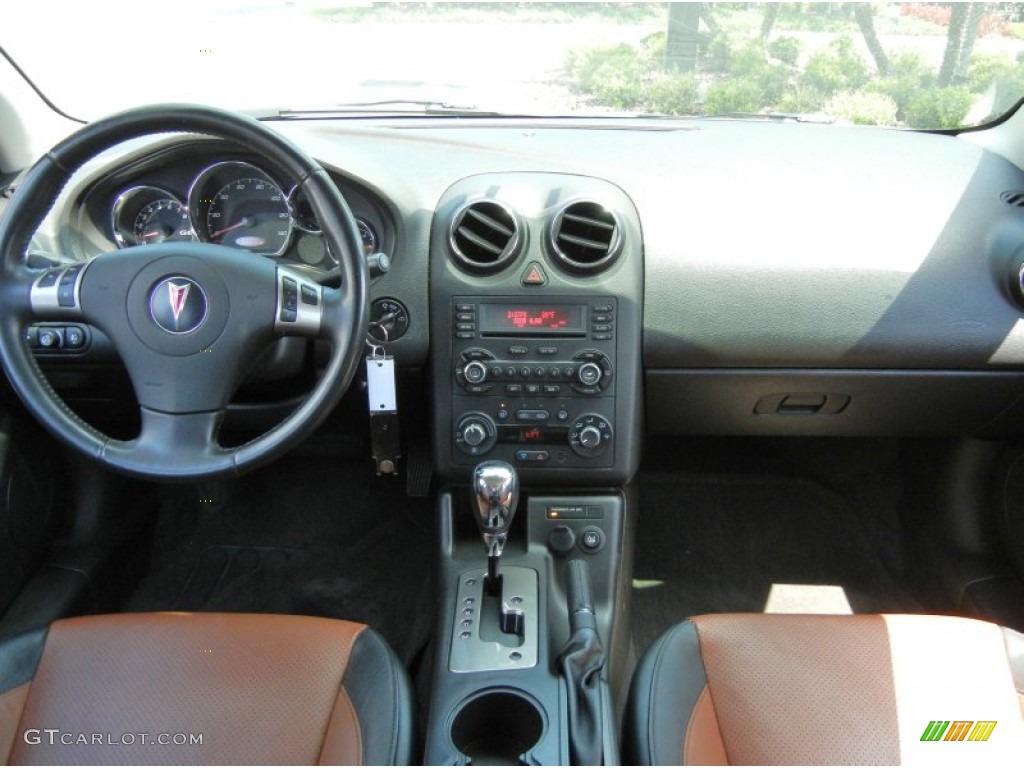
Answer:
[579,425,602,449]
[577,362,602,387]
[455,412,497,456]
[569,414,613,458]
[463,360,488,385]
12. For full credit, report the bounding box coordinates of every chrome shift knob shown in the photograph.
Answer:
[472,460,519,558]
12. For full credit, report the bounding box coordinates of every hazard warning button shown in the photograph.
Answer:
[521,261,548,287]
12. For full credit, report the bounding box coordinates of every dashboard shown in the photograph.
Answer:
[70,143,393,276]
[15,115,1024,477]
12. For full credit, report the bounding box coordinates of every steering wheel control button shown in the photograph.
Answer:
[579,526,605,553]
[274,268,323,336]
[63,326,85,348]
[57,266,85,308]
[37,328,61,349]
[149,276,209,334]
[37,270,60,289]
[279,276,298,322]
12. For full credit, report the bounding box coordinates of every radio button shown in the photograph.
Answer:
[456,332,475,339]
[508,345,529,356]
[564,366,576,378]
[593,333,613,341]
[543,385,561,395]
[592,314,612,323]
[537,346,558,356]
[456,312,475,322]
[506,384,522,394]
[457,323,476,332]
[520,366,532,378]
[557,409,570,421]
[533,367,546,378]
[593,303,613,313]
[456,303,475,312]
[524,384,541,395]
[491,365,503,378]
[593,324,612,332]
[549,366,561,378]
[506,366,517,378]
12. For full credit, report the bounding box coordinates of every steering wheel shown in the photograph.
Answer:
[0,105,368,481]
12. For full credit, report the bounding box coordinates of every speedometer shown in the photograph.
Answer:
[207,177,290,253]
[188,161,293,255]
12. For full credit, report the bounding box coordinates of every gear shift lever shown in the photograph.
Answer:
[471,460,519,593]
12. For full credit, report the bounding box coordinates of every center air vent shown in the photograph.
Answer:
[549,201,621,273]
[449,200,521,272]
[1001,191,1024,208]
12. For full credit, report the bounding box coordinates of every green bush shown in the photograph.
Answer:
[904,87,974,129]
[704,79,763,115]
[777,86,828,114]
[567,44,643,93]
[768,36,802,66]
[700,34,734,74]
[864,51,935,120]
[647,73,700,115]
[825,91,898,125]
[801,36,867,96]
[967,53,1016,94]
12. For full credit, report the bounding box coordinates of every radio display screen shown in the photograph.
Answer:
[480,304,586,336]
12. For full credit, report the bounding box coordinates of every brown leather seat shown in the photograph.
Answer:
[0,612,414,765]
[626,613,1024,765]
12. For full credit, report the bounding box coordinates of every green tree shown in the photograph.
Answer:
[852,3,890,76]
[939,3,987,86]
[665,2,702,73]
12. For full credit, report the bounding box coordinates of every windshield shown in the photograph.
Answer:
[4,2,1024,129]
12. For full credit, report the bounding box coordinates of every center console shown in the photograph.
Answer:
[427,173,643,764]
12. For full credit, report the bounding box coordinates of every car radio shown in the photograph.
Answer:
[450,297,617,468]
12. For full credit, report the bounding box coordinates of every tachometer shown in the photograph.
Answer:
[111,186,192,248]
[189,161,293,255]
[134,199,193,245]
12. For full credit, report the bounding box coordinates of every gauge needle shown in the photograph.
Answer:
[209,217,253,240]
[139,231,162,240]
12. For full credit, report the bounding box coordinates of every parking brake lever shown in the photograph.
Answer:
[559,558,605,766]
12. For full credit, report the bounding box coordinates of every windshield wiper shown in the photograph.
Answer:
[276,100,512,118]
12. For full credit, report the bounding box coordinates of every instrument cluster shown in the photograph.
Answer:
[109,160,380,269]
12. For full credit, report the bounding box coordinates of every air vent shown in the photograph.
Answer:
[549,201,621,273]
[448,200,521,272]
[1002,191,1024,208]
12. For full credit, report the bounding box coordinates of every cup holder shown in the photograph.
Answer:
[450,689,545,765]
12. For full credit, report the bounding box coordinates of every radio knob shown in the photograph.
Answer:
[579,425,602,449]
[463,360,488,385]
[578,362,602,387]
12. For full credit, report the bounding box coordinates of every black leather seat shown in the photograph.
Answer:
[626,613,1024,765]
[0,612,414,765]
